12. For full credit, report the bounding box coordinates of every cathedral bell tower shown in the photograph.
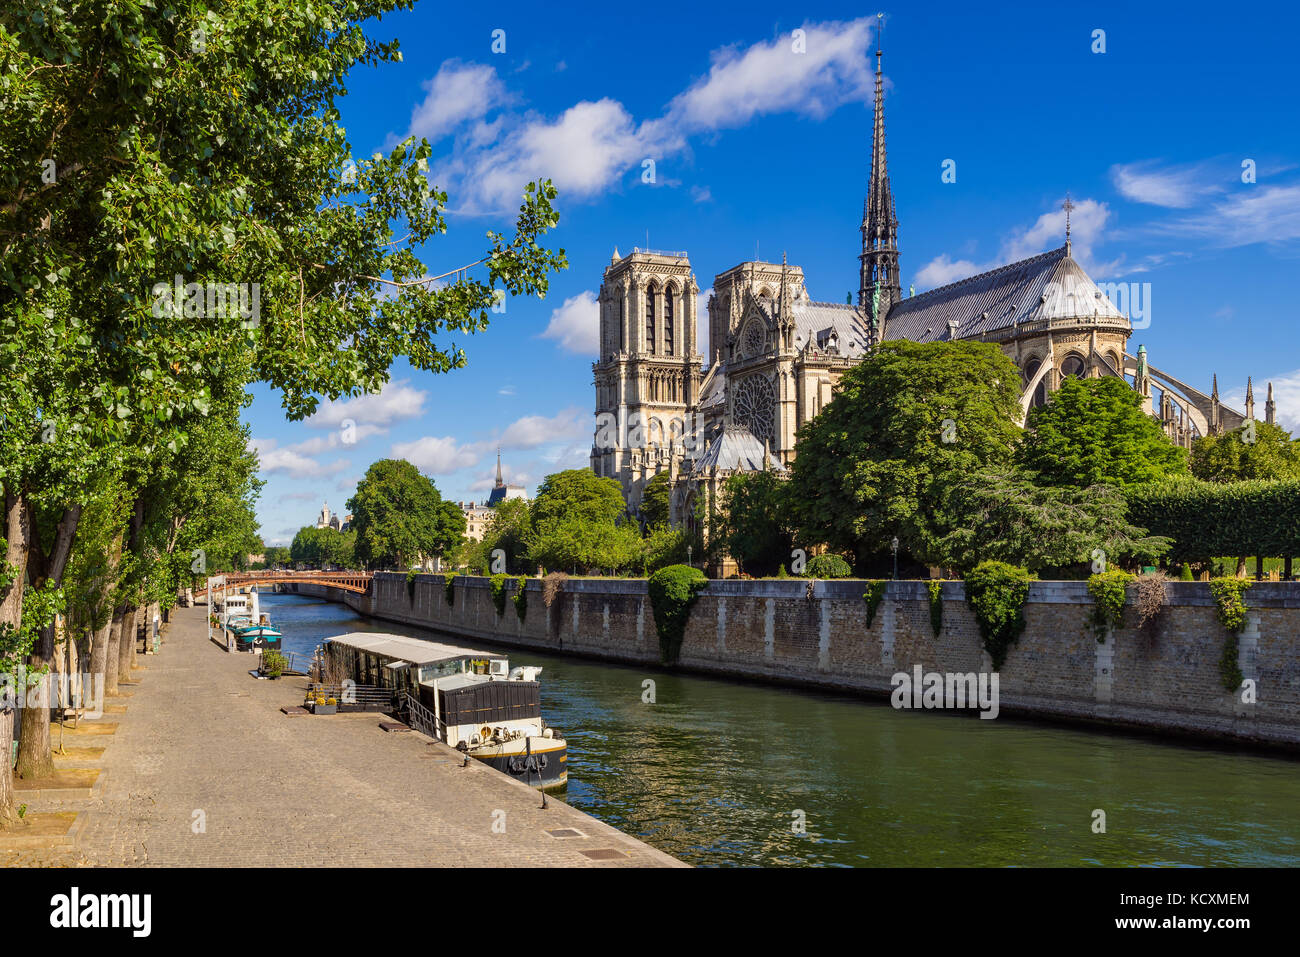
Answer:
[859,15,901,344]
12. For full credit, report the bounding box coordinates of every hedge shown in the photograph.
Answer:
[1126,479,1300,562]
[648,564,709,665]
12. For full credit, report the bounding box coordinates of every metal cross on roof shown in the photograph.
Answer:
[1062,194,1075,244]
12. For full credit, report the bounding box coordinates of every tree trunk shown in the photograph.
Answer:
[0,488,33,826]
[104,609,123,697]
[1286,556,1294,581]
[118,605,139,685]
[15,620,56,780]
[1236,556,1247,578]
[89,618,111,697]
[1255,555,1265,581]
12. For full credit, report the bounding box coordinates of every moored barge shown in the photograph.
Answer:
[322,632,567,790]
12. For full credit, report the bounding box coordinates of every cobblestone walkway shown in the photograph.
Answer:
[3,606,683,868]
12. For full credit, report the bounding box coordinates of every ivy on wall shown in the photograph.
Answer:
[406,568,418,605]
[927,580,944,638]
[863,580,887,629]
[648,564,709,665]
[964,561,1035,670]
[489,574,508,617]
[1209,576,1251,692]
[444,573,456,607]
[1087,569,1135,642]
[513,576,528,622]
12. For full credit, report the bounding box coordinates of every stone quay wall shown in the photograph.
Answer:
[288,575,1300,750]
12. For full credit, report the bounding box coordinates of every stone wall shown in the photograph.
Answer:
[290,575,1300,749]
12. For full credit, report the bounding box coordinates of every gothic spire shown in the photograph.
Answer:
[495,448,503,488]
[1246,376,1255,421]
[1266,381,1277,426]
[859,12,900,339]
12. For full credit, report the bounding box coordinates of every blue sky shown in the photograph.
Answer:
[247,0,1300,545]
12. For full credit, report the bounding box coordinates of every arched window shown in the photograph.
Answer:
[664,289,674,356]
[646,285,656,354]
[1022,358,1047,408]
[1060,353,1086,379]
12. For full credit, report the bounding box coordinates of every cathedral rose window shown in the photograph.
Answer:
[735,374,776,441]
[741,318,767,358]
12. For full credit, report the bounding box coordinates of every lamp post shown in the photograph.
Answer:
[891,537,899,580]
[687,545,693,568]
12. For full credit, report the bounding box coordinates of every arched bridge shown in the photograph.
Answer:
[194,570,373,598]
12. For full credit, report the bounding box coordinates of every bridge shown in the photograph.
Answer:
[193,570,374,599]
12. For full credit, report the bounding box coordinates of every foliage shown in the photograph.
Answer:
[478,497,532,575]
[1126,479,1300,563]
[291,525,356,569]
[641,524,691,574]
[1179,563,1195,581]
[927,580,944,637]
[716,471,793,577]
[261,650,287,679]
[1191,422,1300,483]
[444,573,456,607]
[1019,376,1189,488]
[512,576,528,622]
[863,581,887,629]
[805,554,852,579]
[647,565,708,664]
[926,469,1169,573]
[406,568,418,604]
[1087,569,1135,641]
[788,340,1023,567]
[348,460,464,570]
[527,470,641,573]
[964,561,1035,670]
[489,574,508,617]
[1134,571,1168,633]
[640,472,672,529]
[1208,577,1251,634]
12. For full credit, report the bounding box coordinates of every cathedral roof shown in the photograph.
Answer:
[882,245,1126,342]
[790,300,871,358]
[690,426,785,474]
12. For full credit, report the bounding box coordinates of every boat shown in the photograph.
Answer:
[321,632,567,790]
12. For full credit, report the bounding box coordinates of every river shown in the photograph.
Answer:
[261,590,1300,867]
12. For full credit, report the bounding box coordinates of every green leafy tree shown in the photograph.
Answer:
[715,472,793,577]
[640,472,672,529]
[479,497,532,574]
[527,469,641,573]
[789,340,1023,567]
[1191,421,1300,483]
[1018,376,1188,488]
[348,460,464,570]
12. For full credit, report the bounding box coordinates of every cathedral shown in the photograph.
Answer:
[589,39,1274,530]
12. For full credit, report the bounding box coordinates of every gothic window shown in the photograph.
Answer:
[1060,353,1086,379]
[734,374,777,442]
[664,288,674,356]
[646,285,657,354]
[741,319,767,358]
[1022,358,1047,408]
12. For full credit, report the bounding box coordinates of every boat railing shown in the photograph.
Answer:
[403,692,447,743]
[306,681,395,711]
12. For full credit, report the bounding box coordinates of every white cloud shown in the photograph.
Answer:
[1111,160,1221,209]
[498,407,588,449]
[390,435,481,475]
[306,379,428,429]
[407,60,510,144]
[250,438,350,479]
[1160,185,1300,247]
[540,290,599,354]
[914,254,986,290]
[666,19,875,132]
[1223,370,1300,432]
[420,17,879,212]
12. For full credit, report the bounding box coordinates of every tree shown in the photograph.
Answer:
[926,469,1170,573]
[348,460,463,570]
[715,472,793,577]
[640,472,672,529]
[527,470,642,573]
[1018,376,1188,488]
[789,340,1024,566]
[1191,421,1300,483]
[479,498,532,574]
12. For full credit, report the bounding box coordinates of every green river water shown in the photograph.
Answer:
[263,591,1300,867]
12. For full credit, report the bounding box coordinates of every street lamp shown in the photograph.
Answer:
[687,545,693,568]
[891,536,899,580]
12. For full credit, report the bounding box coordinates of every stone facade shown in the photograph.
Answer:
[296,575,1300,750]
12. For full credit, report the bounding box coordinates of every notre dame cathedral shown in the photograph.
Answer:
[589,40,1275,528]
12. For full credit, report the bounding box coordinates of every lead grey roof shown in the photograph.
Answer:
[326,632,497,665]
[883,245,1126,342]
[791,300,871,357]
[690,426,785,474]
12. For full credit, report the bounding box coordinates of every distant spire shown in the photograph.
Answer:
[495,448,503,487]
[859,11,900,336]
[1062,194,1075,250]
[1246,376,1256,421]
[1266,381,1277,426]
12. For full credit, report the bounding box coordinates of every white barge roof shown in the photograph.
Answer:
[325,632,498,666]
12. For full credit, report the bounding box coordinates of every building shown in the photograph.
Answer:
[315,502,351,532]
[590,32,1273,531]
[485,449,527,507]
[459,501,494,542]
